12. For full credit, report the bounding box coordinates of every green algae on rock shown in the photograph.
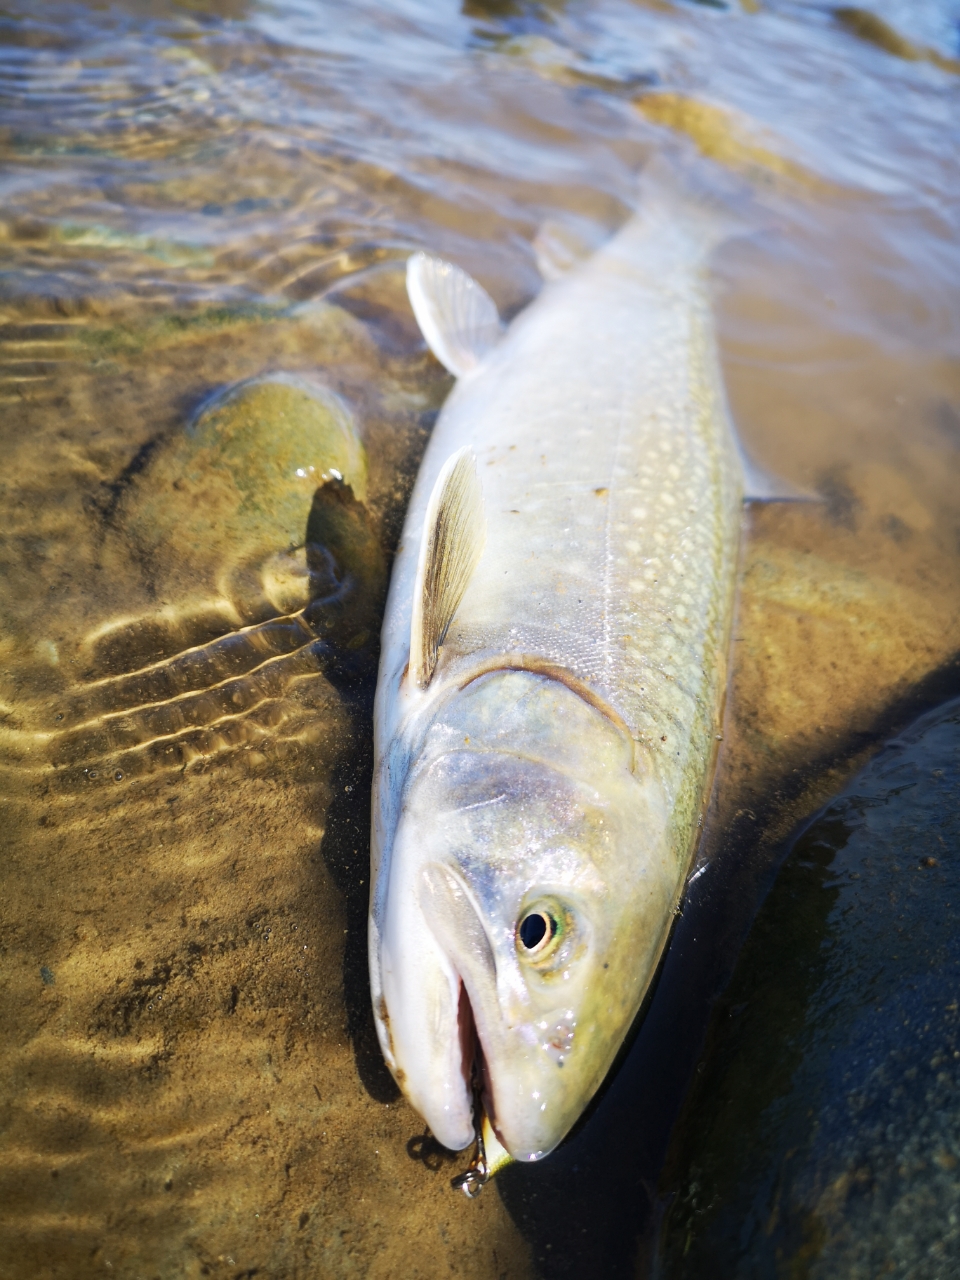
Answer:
[127,370,368,555]
[122,372,369,620]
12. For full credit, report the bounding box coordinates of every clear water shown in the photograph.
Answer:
[1,1,958,1277]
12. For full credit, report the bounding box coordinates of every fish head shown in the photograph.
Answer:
[375,670,673,1160]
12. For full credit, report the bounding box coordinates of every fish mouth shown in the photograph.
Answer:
[419,859,599,1163]
[418,862,499,1144]
[456,979,483,1107]
[375,857,493,1154]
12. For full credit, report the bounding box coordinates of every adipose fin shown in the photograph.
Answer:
[409,447,486,688]
[406,252,502,378]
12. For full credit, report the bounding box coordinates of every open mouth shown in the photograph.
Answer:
[451,914,505,1131]
[417,861,499,1145]
[454,972,503,1161]
[457,979,479,1100]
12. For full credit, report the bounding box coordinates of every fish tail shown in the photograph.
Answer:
[636,148,769,251]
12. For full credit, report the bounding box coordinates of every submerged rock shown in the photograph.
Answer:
[635,93,830,193]
[122,372,369,620]
[833,8,960,74]
[659,697,960,1278]
[48,371,388,784]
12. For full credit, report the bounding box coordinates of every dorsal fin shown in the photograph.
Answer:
[406,252,502,379]
[409,447,486,688]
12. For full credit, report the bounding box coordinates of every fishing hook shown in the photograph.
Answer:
[450,1076,490,1198]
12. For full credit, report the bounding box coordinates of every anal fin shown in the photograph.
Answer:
[406,253,502,379]
[410,447,486,688]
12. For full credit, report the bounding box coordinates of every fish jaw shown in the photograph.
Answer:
[373,670,674,1160]
[376,837,476,1152]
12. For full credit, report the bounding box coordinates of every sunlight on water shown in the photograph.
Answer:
[0,0,958,1275]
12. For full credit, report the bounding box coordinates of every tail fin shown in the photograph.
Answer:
[636,148,769,251]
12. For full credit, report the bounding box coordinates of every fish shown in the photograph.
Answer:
[368,159,794,1166]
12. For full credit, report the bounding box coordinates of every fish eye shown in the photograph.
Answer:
[517,910,557,955]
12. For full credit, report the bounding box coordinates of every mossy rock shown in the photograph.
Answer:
[124,373,368,608]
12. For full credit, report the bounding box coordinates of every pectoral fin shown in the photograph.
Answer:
[406,252,502,378]
[410,447,486,687]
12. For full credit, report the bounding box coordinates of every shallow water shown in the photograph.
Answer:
[0,0,958,1276]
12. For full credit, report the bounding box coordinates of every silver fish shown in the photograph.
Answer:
[368,161,790,1164]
